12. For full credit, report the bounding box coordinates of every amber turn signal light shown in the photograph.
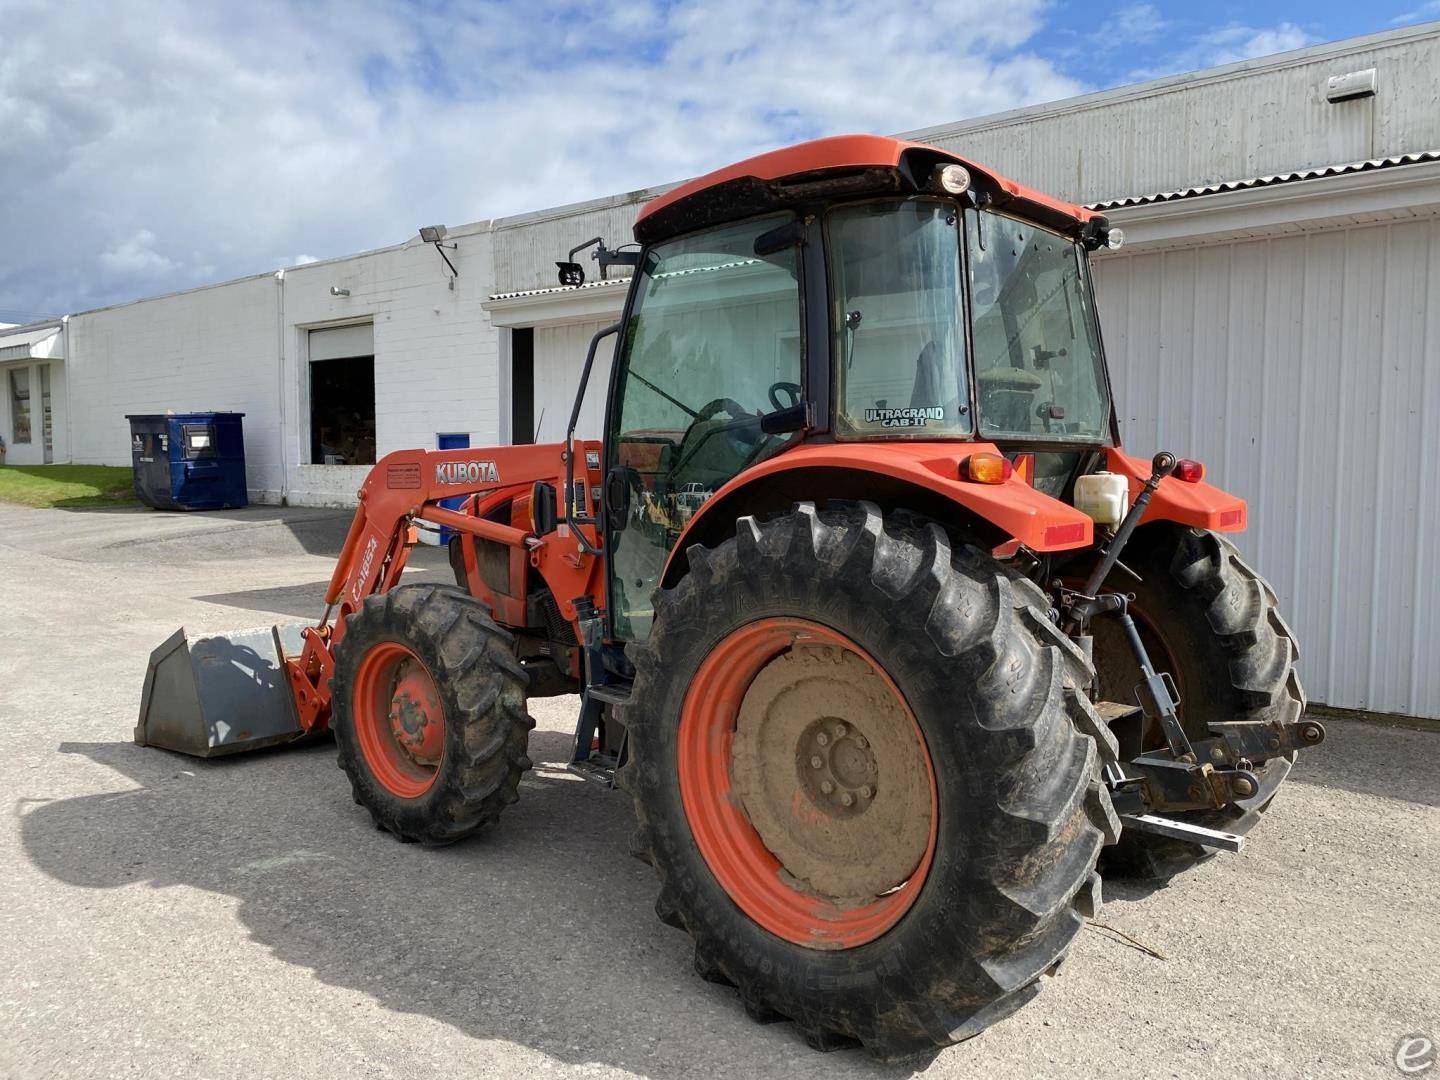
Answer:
[962,453,1013,484]
[1175,458,1206,483]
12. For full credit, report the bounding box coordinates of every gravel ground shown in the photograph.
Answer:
[1,503,1435,1080]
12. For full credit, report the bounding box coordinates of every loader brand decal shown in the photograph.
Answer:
[386,463,422,490]
[435,460,500,486]
[864,406,944,428]
[352,535,379,602]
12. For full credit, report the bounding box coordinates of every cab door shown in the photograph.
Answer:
[603,214,805,642]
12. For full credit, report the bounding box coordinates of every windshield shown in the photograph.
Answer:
[829,200,971,437]
[966,209,1110,441]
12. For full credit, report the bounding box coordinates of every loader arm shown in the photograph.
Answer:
[284,441,606,733]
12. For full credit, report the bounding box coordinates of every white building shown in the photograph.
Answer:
[3,22,1438,718]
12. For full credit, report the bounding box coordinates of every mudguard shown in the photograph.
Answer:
[664,441,1095,585]
[1105,448,1247,532]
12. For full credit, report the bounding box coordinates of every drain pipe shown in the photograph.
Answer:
[275,269,288,505]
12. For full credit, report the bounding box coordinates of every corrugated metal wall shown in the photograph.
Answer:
[1091,216,1440,717]
[908,27,1440,206]
[533,319,616,442]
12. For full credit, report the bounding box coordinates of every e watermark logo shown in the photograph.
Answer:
[1395,1034,1436,1075]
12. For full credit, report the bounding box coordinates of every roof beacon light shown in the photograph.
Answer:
[936,164,971,195]
[1175,458,1206,483]
[1107,227,1126,250]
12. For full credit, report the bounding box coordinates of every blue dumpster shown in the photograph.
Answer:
[126,412,249,510]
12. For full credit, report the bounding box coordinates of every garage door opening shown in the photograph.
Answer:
[511,327,534,445]
[308,323,376,466]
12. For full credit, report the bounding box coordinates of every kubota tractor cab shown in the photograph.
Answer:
[136,134,1320,1060]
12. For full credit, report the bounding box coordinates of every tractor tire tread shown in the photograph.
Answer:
[619,501,1115,1060]
[332,583,534,846]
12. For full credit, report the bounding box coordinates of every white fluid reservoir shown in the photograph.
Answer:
[1073,471,1129,527]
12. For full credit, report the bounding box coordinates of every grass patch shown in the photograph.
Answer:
[0,464,137,508]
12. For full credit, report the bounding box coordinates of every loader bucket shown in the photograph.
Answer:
[135,623,311,757]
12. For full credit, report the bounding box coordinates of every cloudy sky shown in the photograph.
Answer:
[1,0,1434,321]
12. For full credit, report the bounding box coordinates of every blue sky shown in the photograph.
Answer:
[2,0,1437,321]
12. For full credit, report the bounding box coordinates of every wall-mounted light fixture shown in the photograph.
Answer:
[329,285,351,297]
[419,224,459,290]
[1326,68,1377,103]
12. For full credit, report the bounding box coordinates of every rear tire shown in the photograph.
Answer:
[619,503,1117,1059]
[1083,525,1305,879]
[332,583,535,845]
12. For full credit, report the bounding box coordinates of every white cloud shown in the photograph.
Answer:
[1096,3,1168,45]
[1127,20,1317,80]
[0,0,1089,314]
[1198,22,1315,66]
[1391,0,1440,23]
[97,230,176,277]
[0,0,1327,316]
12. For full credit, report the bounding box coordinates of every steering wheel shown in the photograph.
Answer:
[693,397,750,424]
[768,381,802,412]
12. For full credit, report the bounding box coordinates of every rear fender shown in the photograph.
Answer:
[660,442,1093,589]
[1105,448,1247,532]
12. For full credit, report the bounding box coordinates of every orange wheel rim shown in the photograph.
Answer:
[678,618,938,949]
[353,641,444,798]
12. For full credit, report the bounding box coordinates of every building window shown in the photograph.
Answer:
[310,356,375,465]
[9,368,30,444]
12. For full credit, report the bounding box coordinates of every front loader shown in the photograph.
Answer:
[135,134,1322,1059]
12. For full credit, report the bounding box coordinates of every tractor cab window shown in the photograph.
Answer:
[966,210,1110,441]
[830,200,970,438]
[607,214,804,641]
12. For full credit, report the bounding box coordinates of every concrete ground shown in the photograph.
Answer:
[0,502,1435,1080]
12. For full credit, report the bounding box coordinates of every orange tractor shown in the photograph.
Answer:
[137,135,1321,1059]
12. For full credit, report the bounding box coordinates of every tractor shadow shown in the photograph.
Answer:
[20,732,941,1079]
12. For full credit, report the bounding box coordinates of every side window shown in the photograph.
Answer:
[830,200,970,437]
[607,215,803,641]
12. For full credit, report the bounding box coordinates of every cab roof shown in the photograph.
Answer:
[634,134,1098,245]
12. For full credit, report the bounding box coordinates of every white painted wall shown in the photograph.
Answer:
[65,276,285,499]
[1092,214,1440,718]
[278,225,502,506]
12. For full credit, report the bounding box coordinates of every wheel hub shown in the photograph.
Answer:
[730,644,932,903]
[388,659,443,766]
[797,718,877,817]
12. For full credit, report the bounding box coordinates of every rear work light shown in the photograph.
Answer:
[962,453,1013,484]
[1175,459,1206,483]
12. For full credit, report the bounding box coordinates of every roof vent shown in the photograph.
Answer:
[1326,68,1377,103]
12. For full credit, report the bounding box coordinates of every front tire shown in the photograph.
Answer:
[332,583,535,845]
[619,503,1117,1059]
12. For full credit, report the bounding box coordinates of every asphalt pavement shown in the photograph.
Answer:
[1,502,1435,1079]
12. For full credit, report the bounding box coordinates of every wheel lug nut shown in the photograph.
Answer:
[841,792,854,807]
[820,780,834,795]
[816,732,829,747]
[810,755,823,769]
[859,785,872,799]
[833,722,847,738]
[854,736,868,750]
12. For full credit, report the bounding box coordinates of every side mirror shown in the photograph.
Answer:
[529,481,558,535]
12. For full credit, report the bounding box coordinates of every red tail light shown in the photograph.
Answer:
[1175,459,1205,483]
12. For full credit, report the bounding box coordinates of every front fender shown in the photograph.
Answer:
[665,442,1094,580]
[1105,448,1247,532]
